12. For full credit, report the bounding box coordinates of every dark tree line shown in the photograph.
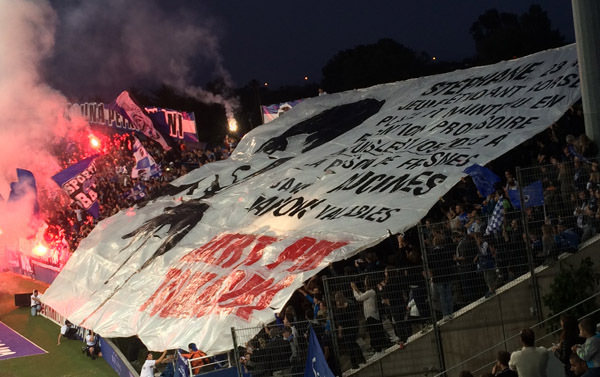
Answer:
[470,4,566,64]
[129,4,567,145]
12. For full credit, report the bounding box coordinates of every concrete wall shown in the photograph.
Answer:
[350,236,600,377]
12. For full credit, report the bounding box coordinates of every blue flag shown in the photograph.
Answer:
[304,326,335,377]
[108,91,172,150]
[8,168,39,215]
[127,183,147,201]
[52,155,100,218]
[131,137,161,180]
[463,164,500,197]
[508,181,544,209]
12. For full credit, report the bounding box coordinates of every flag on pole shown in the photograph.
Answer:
[304,326,335,377]
[51,155,100,218]
[261,100,302,124]
[485,198,504,236]
[109,91,172,150]
[508,181,544,209]
[127,183,147,201]
[463,164,501,197]
[131,137,161,180]
[8,168,39,216]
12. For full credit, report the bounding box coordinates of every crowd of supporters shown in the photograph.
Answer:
[39,131,237,261]
[234,103,600,376]
[29,101,598,376]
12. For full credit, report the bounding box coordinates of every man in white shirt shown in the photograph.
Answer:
[30,290,42,316]
[84,330,103,360]
[57,320,78,345]
[509,328,549,377]
[140,350,168,377]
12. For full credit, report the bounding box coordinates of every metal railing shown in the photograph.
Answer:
[440,291,600,377]
[232,320,327,377]
[229,159,600,377]
[322,268,437,374]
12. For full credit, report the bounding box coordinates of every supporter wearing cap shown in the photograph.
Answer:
[181,343,211,375]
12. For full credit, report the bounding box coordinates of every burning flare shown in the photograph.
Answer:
[33,243,48,256]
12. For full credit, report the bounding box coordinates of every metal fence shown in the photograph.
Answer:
[516,159,599,262]
[322,267,439,375]
[232,320,332,377]
[229,159,600,377]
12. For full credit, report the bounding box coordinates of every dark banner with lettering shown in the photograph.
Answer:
[51,155,99,218]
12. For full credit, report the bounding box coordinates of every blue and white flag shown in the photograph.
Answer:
[304,326,335,377]
[51,155,100,218]
[261,99,302,124]
[146,107,199,143]
[8,168,40,216]
[485,198,504,236]
[508,181,544,209]
[109,91,172,150]
[464,164,500,197]
[132,137,161,180]
[127,183,147,201]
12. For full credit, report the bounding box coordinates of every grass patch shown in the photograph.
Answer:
[0,272,119,377]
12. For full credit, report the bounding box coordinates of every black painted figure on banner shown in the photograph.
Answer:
[257,99,385,155]
[204,174,220,196]
[122,200,209,267]
[101,199,209,285]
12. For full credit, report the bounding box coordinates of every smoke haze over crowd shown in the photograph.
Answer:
[46,0,237,109]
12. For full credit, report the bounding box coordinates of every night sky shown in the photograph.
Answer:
[45,0,575,100]
[206,0,575,87]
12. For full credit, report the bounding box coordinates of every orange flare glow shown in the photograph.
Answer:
[33,244,48,256]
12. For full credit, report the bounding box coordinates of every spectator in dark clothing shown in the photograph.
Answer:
[333,292,365,369]
[554,222,579,253]
[245,339,269,377]
[355,252,385,274]
[379,267,411,344]
[474,233,498,299]
[264,327,292,374]
[452,231,479,303]
[404,249,430,328]
[493,350,518,377]
[428,234,455,321]
[553,315,585,377]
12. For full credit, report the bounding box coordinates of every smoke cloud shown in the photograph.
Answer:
[0,0,86,258]
[47,0,239,116]
[0,0,85,196]
[0,0,238,262]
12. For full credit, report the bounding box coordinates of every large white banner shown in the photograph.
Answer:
[43,45,581,353]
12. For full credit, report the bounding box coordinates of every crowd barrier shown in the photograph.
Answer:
[232,320,322,377]
[230,159,600,377]
[175,350,232,377]
[20,158,600,377]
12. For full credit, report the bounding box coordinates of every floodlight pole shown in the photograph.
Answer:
[572,0,600,156]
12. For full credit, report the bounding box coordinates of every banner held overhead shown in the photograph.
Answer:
[43,45,581,353]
